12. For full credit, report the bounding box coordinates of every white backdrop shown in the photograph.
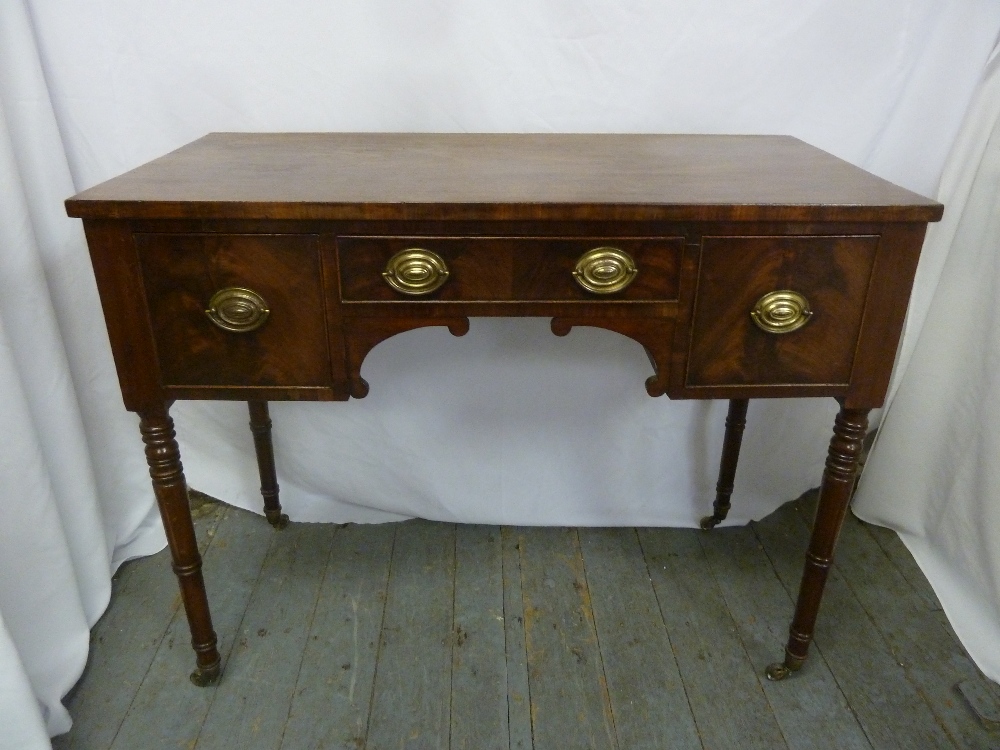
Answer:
[854,44,1000,691]
[3,1,999,745]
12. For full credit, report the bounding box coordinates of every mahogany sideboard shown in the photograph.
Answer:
[66,133,943,687]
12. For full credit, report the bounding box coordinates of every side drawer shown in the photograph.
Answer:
[684,235,879,388]
[337,236,684,302]
[136,233,331,387]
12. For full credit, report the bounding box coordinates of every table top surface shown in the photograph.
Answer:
[66,133,942,224]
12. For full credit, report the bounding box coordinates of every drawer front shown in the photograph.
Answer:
[337,236,684,302]
[136,233,330,387]
[685,235,879,388]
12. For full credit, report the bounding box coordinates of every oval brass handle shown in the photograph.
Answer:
[751,290,813,334]
[205,287,270,333]
[572,247,638,295]
[383,248,450,295]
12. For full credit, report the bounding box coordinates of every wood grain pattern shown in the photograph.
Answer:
[638,527,790,750]
[685,235,879,389]
[195,522,334,749]
[365,521,456,750]
[501,527,535,750]
[451,525,508,750]
[66,133,942,223]
[516,528,618,750]
[282,522,395,749]
[579,528,702,749]
[137,233,331,388]
[817,504,1000,749]
[67,133,944,693]
[108,504,275,750]
[338,236,683,302]
[755,496,955,749]
[698,524,873,749]
[57,506,999,750]
[81,219,165,412]
[61,500,225,750]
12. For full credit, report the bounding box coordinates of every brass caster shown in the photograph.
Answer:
[765,659,803,681]
[190,662,221,687]
[700,515,722,530]
[266,512,289,529]
[765,662,792,681]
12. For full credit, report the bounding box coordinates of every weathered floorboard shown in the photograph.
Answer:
[109,503,277,750]
[517,527,618,750]
[365,520,456,750]
[55,499,226,750]
[638,527,790,750]
[578,527,702,750]
[54,497,1000,750]
[754,495,953,750]
[193,522,335,750]
[860,518,942,614]
[501,527,534,750]
[281,522,396,750]
[450,525,509,750]
[811,503,1000,749]
[698,524,873,750]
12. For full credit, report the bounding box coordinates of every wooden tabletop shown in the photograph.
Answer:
[66,133,942,223]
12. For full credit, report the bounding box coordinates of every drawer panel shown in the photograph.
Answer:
[337,236,684,302]
[136,233,330,387]
[685,235,879,387]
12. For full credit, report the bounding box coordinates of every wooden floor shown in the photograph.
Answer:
[53,490,1000,750]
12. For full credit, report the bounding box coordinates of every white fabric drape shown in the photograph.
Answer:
[853,45,1000,684]
[2,0,999,744]
[1,2,166,746]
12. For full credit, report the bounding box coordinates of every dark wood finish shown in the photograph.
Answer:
[767,406,870,681]
[841,223,929,408]
[701,398,750,529]
[67,134,942,690]
[81,220,165,412]
[66,133,941,223]
[247,401,287,528]
[137,409,220,685]
[136,233,331,388]
[683,235,879,390]
[338,235,683,302]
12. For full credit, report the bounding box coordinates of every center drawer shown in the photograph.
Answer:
[337,236,684,302]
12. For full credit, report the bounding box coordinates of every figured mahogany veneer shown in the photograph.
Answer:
[67,133,942,688]
[686,235,879,389]
[137,233,331,389]
[338,236,684,302]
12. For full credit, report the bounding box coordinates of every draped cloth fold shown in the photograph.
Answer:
[0,2,167,745]
[2,1,1000,744]
[854,45,1000,684]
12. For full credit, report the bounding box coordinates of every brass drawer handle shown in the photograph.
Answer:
[383,248,449,295]
[573,247,637,294]
[206,287,270,333]
[751,290,812,334]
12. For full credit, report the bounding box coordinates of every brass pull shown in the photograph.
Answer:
[383,248,449,295]
[206,287,270,333]
[573,247,637,294]
[751,290,812,334]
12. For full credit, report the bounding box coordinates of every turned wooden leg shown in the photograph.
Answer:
[766,405,869,681]
[139,409,221,686]
[701,398,749,530]
[248,400,288,529]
